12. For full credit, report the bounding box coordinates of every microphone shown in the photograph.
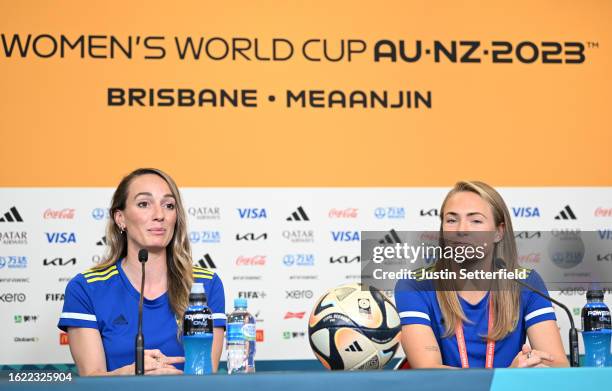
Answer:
[135,249,148,375]
[494,258,579,367]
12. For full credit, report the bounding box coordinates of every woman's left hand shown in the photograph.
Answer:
[144,349,185,375]
[510,344,554,368]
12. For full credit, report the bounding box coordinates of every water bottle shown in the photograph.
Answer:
[226,298,256,374]
[183,283,213,375]
[581,290,612,367]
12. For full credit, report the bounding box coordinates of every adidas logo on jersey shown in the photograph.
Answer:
[112,314,128,326]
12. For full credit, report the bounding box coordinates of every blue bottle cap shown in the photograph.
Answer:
[234,298,247,308]
[587,290,605,300]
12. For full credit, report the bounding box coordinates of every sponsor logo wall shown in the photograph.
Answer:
[0,188,611,364]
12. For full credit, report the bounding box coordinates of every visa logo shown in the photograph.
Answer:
[237,208,268,219]
[45,232,76,244]
[598,229,612,240]
[512,207,540,218]
[331,231,360,242]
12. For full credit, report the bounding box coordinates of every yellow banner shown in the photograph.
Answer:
[0,0,610,186]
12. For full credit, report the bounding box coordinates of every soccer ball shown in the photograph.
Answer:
[308,283,401,370]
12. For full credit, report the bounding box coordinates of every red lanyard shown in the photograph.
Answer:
[455,294,495,368]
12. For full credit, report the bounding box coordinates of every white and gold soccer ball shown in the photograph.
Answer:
[308,283,401,370]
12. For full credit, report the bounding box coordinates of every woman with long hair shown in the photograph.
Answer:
[395,181,568,368]
[58,168,226,375]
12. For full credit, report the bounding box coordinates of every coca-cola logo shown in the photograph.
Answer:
[328,208,358,218]
[235,255,266,266]
[43,208,75,219]
[419,232,439,242]
[518,253,541,264]
[594,207,612,217]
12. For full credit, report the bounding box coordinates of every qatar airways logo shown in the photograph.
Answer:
[328,208,358,218]
[235,255,266,266]
[43,209,75,219]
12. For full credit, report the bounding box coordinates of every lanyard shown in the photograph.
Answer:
[455,293,495,368]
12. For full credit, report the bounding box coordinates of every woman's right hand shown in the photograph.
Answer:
[510,343,554,368]
[116,349,184,375]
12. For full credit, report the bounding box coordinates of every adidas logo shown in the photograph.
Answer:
[0,207,23,222]
[554,205,577,220]
[286,206,309,221]
[96,236,107,246]
[345,341,363,352]
[112,314,128,326]
[197,254,216,269]
[378,229,402,245]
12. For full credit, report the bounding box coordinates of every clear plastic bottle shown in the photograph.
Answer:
[226,298,256,374]
[183,283,213,375]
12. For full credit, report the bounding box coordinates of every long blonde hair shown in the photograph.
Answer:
[95,168,193,336]
[435,181,520,341]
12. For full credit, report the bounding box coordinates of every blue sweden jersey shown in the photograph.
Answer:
[57,261,226,371]
[394,269,557,368]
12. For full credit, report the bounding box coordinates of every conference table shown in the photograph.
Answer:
[1,366,610,391]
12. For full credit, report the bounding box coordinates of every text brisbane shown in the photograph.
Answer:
[107,88,432,109]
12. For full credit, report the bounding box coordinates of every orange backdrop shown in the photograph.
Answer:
[0,0,610,186]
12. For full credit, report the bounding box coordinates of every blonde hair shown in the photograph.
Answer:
[95,168,193,337]
[435,181,520,341]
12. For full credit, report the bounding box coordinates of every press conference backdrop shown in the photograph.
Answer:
[1,0,612,367]
[1,189,612,365]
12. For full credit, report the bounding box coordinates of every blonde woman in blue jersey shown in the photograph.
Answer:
[58,168,226,375]
[395,181,569,368]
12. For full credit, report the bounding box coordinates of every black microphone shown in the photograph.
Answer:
[494,258,579,367]
[135,249,148,375]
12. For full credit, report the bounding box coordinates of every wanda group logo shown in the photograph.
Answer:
[235,255,266,266]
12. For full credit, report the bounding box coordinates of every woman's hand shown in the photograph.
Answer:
[510,344,554,368]
[116,349,184,375]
